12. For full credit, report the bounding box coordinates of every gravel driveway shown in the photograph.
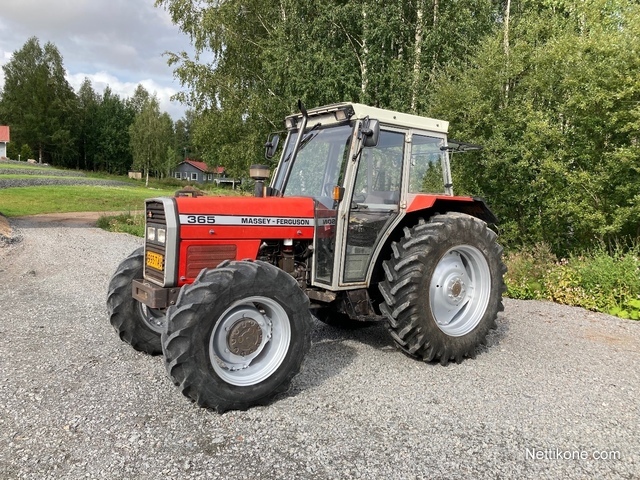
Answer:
[0,218,638,479]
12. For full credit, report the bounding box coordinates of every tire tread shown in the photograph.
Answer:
[379,213,506,365]
[161,260,312,413]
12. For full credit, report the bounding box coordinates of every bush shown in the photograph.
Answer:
[504,243,556,299]
[546,244,640,319]
[504,242,640,320]
[96,212,144,237]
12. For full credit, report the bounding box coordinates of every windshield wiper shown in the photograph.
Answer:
[297,122,321,153]
[280,122,322,166]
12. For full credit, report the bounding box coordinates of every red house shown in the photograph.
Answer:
[0,126,9,158]
[172,159,226,184]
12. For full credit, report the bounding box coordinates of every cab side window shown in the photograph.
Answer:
[409,135,445,194]
[352,130,404,206]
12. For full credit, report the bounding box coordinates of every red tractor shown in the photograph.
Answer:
[107,102,506,412]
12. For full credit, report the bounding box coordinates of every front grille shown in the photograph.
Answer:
[186,245,237,278]
[144,200,167,284]
[146,201,166,223]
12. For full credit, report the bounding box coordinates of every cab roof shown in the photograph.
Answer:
[286,102,449,134]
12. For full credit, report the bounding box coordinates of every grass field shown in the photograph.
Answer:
[0,160,242,242]
[0,162,51,171]
[0,174,88,180]
[0,160,243,218]
[0,185,177,216]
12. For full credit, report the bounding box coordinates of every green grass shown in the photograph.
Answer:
[0,162,243,218]
[84,171,140,184]
[0,164,243,240]
[0,185,177,216]
[0,174,88,180]
[0,162,54,171]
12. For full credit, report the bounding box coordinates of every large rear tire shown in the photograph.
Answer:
[107,247,166,355]
[379,213,506,365]
[162,260,312,412]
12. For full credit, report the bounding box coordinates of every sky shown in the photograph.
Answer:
[0,0,193,120]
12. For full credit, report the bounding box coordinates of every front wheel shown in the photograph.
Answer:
[107,247,166,354]
[162,260,312,412]
[379,213,506,365]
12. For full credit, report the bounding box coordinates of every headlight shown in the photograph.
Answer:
[147,226,156,242]
[156,228,166,245]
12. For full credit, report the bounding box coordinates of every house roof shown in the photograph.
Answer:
[183,159,209,172]
[179,160,227,175]
[0,126,9,143]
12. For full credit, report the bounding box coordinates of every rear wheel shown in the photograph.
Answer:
[379,213,506,364]
[162,260,312,412]
[107,247,166,354]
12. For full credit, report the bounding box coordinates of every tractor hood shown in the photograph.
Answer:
[174,195,317,240]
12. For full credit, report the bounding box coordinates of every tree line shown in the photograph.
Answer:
[2,0,640,255]
[157,0,640,255]
[0,37,192,180]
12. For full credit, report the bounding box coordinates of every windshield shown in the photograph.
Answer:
[274,124,353,207]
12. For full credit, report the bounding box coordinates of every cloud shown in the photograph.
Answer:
[66,71,184,120]
[0,50,12,91]
[0,0,192,118]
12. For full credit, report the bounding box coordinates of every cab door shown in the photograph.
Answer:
[340,129,406,285]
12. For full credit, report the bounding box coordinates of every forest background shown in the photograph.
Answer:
[1,0,640,313]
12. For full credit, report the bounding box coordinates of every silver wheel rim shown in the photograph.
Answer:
[429,245,491,337]
[209,296,291,386]
[138,302,167,334]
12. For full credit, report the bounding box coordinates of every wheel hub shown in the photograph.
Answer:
[227,318,263,356]
[139,303,167,333]
[447,278,466,304]
[209,296,292,386]
[429,246,491,337]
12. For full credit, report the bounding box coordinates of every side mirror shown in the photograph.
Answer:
[264,134,280,159]
[362,119,380,147]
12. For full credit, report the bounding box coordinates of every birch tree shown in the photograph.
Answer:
[129,96,173,185]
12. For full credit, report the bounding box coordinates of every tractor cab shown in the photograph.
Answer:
[269,103,454,290]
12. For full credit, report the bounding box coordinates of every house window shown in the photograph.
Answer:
[208,174,213,181]
[183,172,188,179]
[174,172,181,179]
[191,172,198,181]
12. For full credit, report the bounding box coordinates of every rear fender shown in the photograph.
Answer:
[406,195,498,225]
[367,196,498,300]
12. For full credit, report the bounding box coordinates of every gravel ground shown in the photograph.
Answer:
[0,168,86,177]
[0,218,639,479]
[0,160,128,187]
